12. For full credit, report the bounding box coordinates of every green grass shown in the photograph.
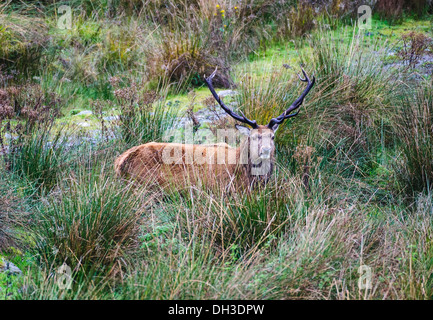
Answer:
[6,127,68,194]
[2,1,433,301]
[31,165,146,277]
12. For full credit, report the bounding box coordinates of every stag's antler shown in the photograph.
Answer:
[267,66,315,129]
[204,68,258,129]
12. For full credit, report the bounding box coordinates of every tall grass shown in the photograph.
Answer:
[8,127,68,193]
[297,26,396,175]
[31,167,148,277]
[393,79,433,194]
[119,98,179,146]
[0,179,20,250]
[18,179,433,300]
[162,171,305,253]
[0,78,65,194]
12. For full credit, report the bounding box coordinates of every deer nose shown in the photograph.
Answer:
[260,147,271,158]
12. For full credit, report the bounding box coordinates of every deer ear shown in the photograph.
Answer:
[235,124,251,136]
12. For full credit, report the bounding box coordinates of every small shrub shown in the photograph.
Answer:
[398,31,431,68]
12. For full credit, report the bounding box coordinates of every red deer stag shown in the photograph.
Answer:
[115,66,315,190]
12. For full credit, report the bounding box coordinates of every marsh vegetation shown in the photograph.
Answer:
[1,0,433,300]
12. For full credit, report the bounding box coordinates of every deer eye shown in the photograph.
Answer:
[271,136,275,140]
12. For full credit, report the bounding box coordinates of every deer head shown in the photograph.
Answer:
[204,66,315,174]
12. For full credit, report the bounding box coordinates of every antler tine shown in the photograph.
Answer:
[204,68,258,129]
[208,67,218,81]
[296,67,308,82]
[268,65,315,129]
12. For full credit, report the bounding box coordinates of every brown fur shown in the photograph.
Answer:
[114,126,276,190]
